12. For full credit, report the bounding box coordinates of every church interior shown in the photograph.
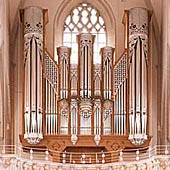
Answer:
[0,0,170,169]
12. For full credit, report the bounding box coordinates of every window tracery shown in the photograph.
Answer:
[63,3,106,63]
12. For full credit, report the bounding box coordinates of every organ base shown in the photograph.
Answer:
[20,134,151,162]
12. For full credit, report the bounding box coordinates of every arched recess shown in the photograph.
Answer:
[53,0,116,60]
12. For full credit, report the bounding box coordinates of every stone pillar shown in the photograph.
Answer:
[0,0,13,145]
[160,0,170,145]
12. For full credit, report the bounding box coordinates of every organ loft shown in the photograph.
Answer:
[19,4,152,162]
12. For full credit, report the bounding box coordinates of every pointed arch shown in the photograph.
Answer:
[53,0,116,60]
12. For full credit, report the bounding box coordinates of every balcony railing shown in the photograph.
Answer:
[0,145,170,169]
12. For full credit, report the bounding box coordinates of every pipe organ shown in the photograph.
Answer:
[20,6,151,153]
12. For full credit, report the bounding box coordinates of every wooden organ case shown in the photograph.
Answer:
[20,6,152,162]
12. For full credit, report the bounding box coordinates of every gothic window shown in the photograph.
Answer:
[63,3,106,64]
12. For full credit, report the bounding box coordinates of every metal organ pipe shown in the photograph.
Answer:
[94,100,101,145]
[95,104,100,135]
[93,64,102,144]
[123,81,126,134]
[70,99,78,144]
[24,44,30,135]
[142,38,147,136]
[71,101,77,134]
[121,83,124,134]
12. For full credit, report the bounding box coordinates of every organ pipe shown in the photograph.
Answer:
[94,100,101,145]
[70,99,78,144]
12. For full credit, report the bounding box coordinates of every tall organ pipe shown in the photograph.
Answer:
[70,99,78,145]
